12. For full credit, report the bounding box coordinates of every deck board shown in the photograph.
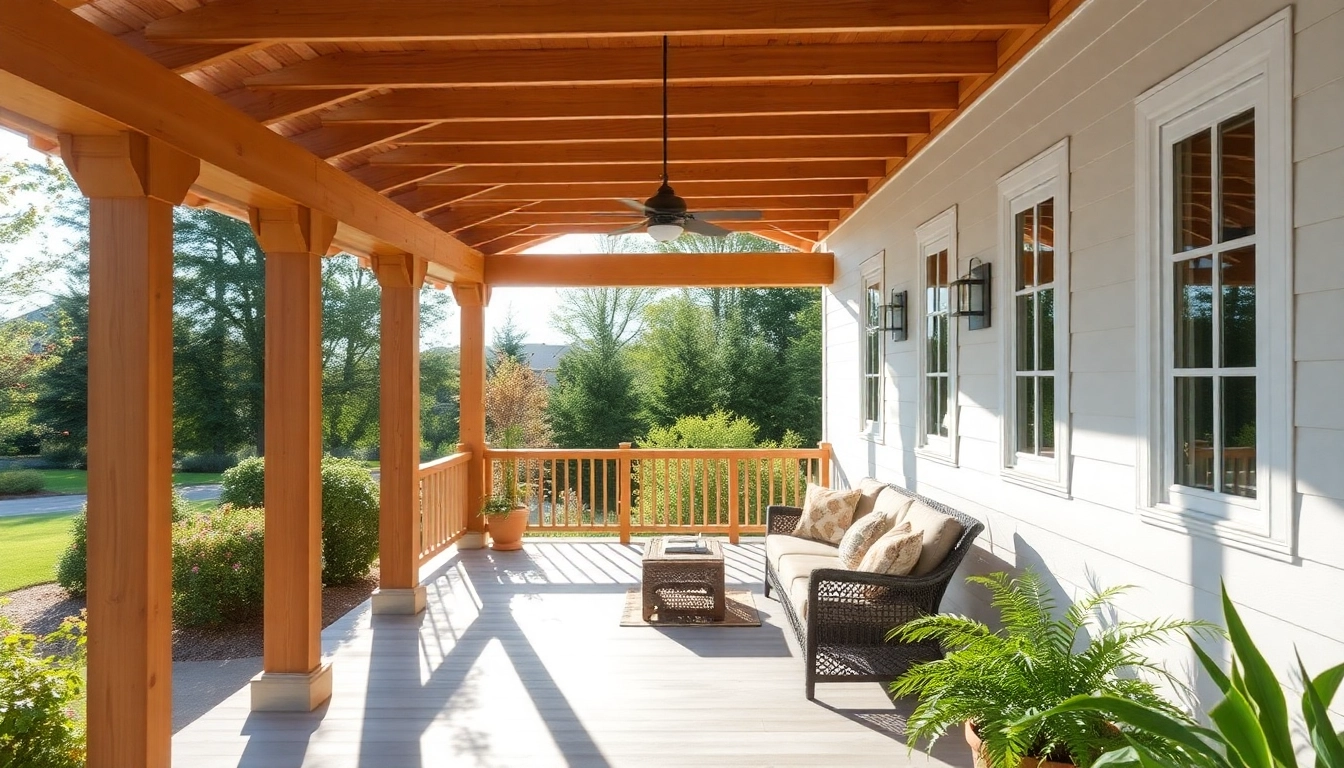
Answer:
[172,540,972,768]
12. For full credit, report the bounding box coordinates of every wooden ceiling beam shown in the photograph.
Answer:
[462,179,871,200]
[392,113,931,144]
[484,252,835,288]
[321,83,959,123]
[483,235,554,255]
[347,163,449,193]
[427,203,536,233]
[418,160,885,185]
[145,0,1049,43]
[488,210,841,226]
[219,87,363,125]
[519,196,857,212]
[0,0,480,279]
[519,222,832,236]
[389,184,498,214]
[369,137,906,166]
[245,42,997,90]
[757,231,817,251]
[457,224,536,248]
[115,32,263,74]
[289,122,434,160]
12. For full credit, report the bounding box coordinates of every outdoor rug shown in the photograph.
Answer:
[620,589,761,627]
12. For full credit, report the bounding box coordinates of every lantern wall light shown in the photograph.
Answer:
[950,257,991,330]
[881,289,907,342]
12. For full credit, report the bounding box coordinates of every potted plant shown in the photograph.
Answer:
[888,570,1211,768]
[483,425,529,551]
[1020,584,1343,768]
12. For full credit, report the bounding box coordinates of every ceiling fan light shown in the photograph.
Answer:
[647,222,684,243]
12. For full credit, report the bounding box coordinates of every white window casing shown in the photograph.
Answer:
[860,251,885,441]
[1134,10,1293,559]
[998,139,1071,496]
[915,206,959,464]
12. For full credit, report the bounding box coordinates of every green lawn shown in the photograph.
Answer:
[0,511,78,593]
[10,469,224,497]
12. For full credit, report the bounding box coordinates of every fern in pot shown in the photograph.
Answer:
[888,570,1214,768]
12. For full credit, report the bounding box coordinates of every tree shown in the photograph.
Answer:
[634,293,719,426]
[321,256,382,454]
[485,357,550,448]
[420,347,460,457]
[0,160,67,307]
[489,307,528,375]
[0,320,54,453]
[31,292,88,455]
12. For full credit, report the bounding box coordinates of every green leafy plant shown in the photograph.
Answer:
[1016,585,1343,768]
[0,605,87,768]
[483,425,529,518]
[55,491,193,597]
[889,570,1212,767]
[171,504,265,627]
[0,470,43,495]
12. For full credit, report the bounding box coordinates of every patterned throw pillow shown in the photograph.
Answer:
[837,506,897,569]
[857,522,923,576]
[792,483,862,544]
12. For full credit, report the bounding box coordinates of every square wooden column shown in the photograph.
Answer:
[372,252,429,613]
[59,132,198,768]
[452,283,489,550]
[248,205,335,712]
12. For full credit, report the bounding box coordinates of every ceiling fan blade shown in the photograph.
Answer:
[691,210,763,221]
[682,218,732,238]
[606,221,649,236]
[616,198,653,214]
[586,212,648,217]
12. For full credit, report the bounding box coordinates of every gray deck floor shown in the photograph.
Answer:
[172,540,972,768]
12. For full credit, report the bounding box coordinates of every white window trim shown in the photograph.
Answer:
[1134,10,1294,560]
[915,206,959,465]
[997,139,1071,497]
[859,251,885,442]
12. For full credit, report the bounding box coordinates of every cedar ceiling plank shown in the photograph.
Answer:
[368,137,907,166]
[321,82,960,123]
[521,196,855,212]
[395,113,931,143]
[462,179,871,200]
[389,184,498,214]
[346,162,450,193]
[115,31,261,73]
[417,160,886,185]
[427,203,536,233]
[244,42,998,89]
[457,224,536,248]
[482,234,552,255]
[519,221,830,235]
[487,210,842,225]
[289,122,435,160]
[218,86,362,124]
[146,0,1050,43]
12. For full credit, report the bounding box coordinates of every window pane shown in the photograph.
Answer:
[1174,129,1213,252]
[937,314,948,374]
[867,327,879,377]
[1174,376,1215,491]
[1039,288,1055,372]
[1016,376,1036,454]
[866,376,879,424]
[1221,245,1256,368]
[936,249,949,312]
[926,315,940,373]
[866,286,880,330]
[937,378,950,438]
[1174,257,1214,368]
[1037,198,1055,285]
[1015,294,1035,372]
[1221,376,1256,498]
[1220,110,1255,242]
[926,253,939,312]
[926,377,939,436]
[1040,376,1055,458]
[1016,207,1035,290]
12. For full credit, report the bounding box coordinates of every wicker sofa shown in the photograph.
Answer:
[764,483,984,699]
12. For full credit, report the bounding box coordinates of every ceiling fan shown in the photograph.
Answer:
[598,37,761,242]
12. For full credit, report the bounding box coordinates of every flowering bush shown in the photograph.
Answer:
[0,606,86,768]
[56,490,193,597]
[170,505,265,627]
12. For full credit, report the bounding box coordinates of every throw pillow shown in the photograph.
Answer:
[851,477,889,521]
[837,506,897,569]
[901,500,966,576]
[792,483,862,545]
[857,522,922,576]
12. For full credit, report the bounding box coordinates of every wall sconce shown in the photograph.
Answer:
[881,289,907,342]
[950,257,991,330]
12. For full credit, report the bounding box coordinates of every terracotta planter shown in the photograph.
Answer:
[964,721,1075,768]
[488,505,529,551]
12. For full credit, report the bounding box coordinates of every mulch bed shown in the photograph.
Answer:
[0,567,379,662]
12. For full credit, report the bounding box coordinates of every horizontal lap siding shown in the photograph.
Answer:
[822,0,1344,714]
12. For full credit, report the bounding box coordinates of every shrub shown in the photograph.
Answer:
[0,607,86,768]
[0,470,43,495]
[56,491,192,597]
[171,505,265,627]
[220,456,380,585]
[177,452,238,473]
[38,441,85,470]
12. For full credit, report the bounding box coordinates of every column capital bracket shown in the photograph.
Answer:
[249,205,337,256]
[372,252,428,289]
[59,132,199,203]
[450,282,491,307]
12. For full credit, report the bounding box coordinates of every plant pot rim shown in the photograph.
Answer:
[964,721,1076,768]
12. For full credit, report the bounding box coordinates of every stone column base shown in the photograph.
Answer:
[457,531,486,550]
[371,586,427,615]
[250,663,332,712]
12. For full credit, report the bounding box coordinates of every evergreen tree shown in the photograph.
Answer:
[31,292,88,449]
[634,293,719,426]
[488,308,528,375]
[420,347,460,457]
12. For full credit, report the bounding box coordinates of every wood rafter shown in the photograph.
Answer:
[245,42,997,89]
[321,83,960,123]
[515,222,831,236]
[459,179,872,201]
[486,210,841,226]
[517,196,857,212]
[369,137,906,167]
[418,160,886,186]
[220,87,364,125]
[485,252,835,288]
[427,203,536,233]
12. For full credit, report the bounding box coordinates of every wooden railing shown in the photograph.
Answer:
[484,443,830,543]
[418,451,471,566]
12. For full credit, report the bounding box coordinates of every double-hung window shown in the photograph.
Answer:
[916,208,958,462]
[860,253,884,439]
[1135,12,1292,557]
[999,140,1070,492]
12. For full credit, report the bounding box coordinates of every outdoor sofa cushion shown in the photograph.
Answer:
[856,522,922,576]
[850,477,890,521]
[901,499,966,576]
[791,483,861,544]
[836,506,898,568]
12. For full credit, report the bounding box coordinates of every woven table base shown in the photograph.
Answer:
[620,589,761,627]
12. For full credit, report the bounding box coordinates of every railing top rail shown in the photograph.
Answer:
[483,447,824,460]
[418,451,471,474]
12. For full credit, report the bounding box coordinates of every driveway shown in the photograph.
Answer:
[0,484,222,518]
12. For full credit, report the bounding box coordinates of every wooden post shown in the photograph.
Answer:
[617,442,633,544]
[819,441,832,486]
[728,457,741,545]
[373,252,429,614]
[60,132,198,768]
[452,283,489,549]
[249,204,335,711]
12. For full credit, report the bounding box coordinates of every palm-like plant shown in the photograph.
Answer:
[889,570,1214,768]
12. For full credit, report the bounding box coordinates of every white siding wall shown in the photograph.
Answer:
[822,0,1344,712]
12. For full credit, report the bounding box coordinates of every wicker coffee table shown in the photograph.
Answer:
[641,537,726,622]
